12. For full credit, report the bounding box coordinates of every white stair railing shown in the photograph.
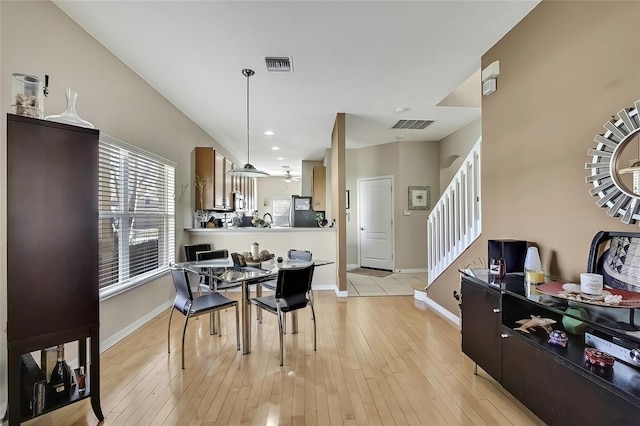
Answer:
[427,137,482,286]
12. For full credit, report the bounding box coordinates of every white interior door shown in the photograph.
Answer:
[358,177,394,270]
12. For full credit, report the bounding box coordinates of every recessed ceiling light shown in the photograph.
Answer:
[271,146,280,151]
[277,157,284,160]
[394,107,410,113]
[264,130,275,136]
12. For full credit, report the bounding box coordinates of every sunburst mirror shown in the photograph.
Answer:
[586,100,640,224]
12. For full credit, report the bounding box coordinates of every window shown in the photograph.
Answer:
[98,135,175,299]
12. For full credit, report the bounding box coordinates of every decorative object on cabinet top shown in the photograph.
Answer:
[513,315,556,334]
[11,72,48,119]
[537,281,640,308]
[45,85,94,128]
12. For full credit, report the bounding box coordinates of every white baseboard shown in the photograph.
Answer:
[100,300,173,353]
[347,263,359,270]
[396,268,428,273]
[334,287,348,297]
[414,290,459,326]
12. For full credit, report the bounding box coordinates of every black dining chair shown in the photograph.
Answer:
[184,243,211,295]
[195,249,240,292]
[249,264,316,366]
[261,249,312,291]
[168,267,240,369]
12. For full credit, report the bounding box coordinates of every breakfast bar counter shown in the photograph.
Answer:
[185,227,337,291]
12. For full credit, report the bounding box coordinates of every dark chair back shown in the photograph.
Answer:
[287,249,312,261]
[276,264,315,310]
[196,249,229,261]
[185,243,211,262]
[171,268,194,314]
[588,231,640,292]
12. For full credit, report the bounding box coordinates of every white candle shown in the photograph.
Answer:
[580,273,603,295]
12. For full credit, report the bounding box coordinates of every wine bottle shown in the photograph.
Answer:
[49,345,71,402]
[77,366,86,394]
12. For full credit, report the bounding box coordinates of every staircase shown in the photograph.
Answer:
[426,137,482,287]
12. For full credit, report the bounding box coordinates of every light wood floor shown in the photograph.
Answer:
[23,292,544,426]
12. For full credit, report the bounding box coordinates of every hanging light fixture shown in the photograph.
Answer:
[227,68,269,178]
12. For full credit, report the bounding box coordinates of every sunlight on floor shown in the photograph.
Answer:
[346,271,427,296]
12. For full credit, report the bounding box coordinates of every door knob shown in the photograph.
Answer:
[360,227,365,230]
[492,308,501,313]
[501,333,509,338]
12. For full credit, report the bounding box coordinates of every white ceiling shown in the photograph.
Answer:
[54,0,538,177]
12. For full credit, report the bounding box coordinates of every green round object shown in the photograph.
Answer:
[562,307,590,335]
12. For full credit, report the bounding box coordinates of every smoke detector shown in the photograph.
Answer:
[265,57,293,72]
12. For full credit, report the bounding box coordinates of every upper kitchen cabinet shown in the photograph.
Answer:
[194,147,214,209]
[312,166,326,211]
[194,147,232,211]
[225,159,233,205]
[214,151,225,208]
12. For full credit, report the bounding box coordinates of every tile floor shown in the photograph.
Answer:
[346,271,427,296]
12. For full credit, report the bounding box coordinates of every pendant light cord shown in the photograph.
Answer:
[242,68,255,165]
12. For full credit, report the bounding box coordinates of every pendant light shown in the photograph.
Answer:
[227,68,269,177]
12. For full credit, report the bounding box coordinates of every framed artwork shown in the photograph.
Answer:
[408,186,430,210]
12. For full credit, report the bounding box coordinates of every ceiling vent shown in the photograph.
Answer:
[265,57,293,72]
[391,119,434,130]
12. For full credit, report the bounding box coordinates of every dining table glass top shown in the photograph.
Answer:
[174,257,332,284]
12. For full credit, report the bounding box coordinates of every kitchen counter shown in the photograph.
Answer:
[186,227,338,292]
[186,227,335,232]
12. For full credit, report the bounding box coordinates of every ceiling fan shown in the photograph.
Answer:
[282,170,300,183]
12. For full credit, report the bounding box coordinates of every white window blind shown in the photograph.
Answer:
[98,135,175,299]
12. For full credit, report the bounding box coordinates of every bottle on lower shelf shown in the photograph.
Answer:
[48,345,72,403]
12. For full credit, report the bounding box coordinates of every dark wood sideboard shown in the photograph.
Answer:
[6,114,103,424]
[461,270,640,425]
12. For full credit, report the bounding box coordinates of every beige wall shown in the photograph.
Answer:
[0,0,241,400]
[438,119,481,196]
[428,0,640,316]
[345,139,439,270]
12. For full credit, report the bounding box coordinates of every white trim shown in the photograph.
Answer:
[346,263,359,270]
[357,175,395,271]
[396,268,427,273]
[100,300,172,352]
[414,291,460,326]
[427,137,482,286]
[334,288,348,298]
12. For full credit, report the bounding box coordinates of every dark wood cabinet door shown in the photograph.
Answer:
[502,330,640,425]
[7,115,99,341]
[461,278,502,381]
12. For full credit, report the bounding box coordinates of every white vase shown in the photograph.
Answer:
[45,86,94,128]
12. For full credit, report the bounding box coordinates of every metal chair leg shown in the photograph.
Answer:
[182,314,190,369]
[168,307,174,353]
[235,304,240,350]
[277,310,284,366]
[310,302,317,351]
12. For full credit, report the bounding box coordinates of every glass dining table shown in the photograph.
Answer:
[174,257,332,354]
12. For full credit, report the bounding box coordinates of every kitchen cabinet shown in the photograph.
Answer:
[6,114,103,424]
[214,151,225,208]
[194,147,214,209]
[460,278,502,382]
[312,166,326,211]
[194,147,232,211]
[225,159,233,208]
[460,270,640,425]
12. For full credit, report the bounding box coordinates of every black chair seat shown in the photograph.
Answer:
[190,292,237,314]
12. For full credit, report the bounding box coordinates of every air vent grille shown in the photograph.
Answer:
[265,57,293,72]
[391,119,434,130]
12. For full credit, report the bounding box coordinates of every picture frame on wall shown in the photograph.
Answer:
[408,186,430,210]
